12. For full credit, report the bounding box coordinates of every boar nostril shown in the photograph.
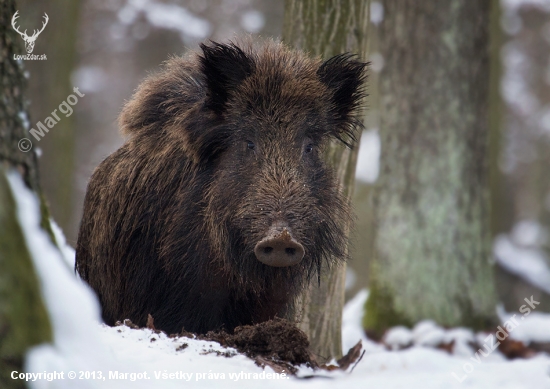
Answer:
[254,224,305,267]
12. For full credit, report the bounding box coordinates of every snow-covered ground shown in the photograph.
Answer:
[7,170,550,389]
[494,224,550,295]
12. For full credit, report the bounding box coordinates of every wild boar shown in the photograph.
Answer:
[75,40,366,334]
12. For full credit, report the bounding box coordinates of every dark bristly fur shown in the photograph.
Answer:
[75,39,367,334]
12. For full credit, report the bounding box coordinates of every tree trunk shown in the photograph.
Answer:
[364,0,498,337]
[19,0,81,242]
[0,0,39,190]
[493,2,550,313]
[283,0,370,361]
[0,0,52,386]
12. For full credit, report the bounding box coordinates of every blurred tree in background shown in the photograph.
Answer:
[18,0,81,239]
[363,0,498,337]
[492,0,550,313]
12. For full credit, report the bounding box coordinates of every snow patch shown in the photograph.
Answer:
[501,0,550,13]
[240,10,265,34]
[368,52,385,73]
[345,266,356,290]
[118,0,210,42]
[412,320,446,347]
[7,171,121,389]
[370,2,384,25]
[500,42,539,117]
[355,129,381,183]
[511,220,548,247]
[383,326,413,350]
[494,234,550,294]
[50,219,76,269]
[342,289,381,354]
[18,110,30,130]
[498,305,550,344]
[443,328,476,357]
[71,66,107,94]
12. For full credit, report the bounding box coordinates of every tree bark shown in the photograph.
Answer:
[283,0,370,361]
[0,0,52,386]
[364,0,498,337]
[0,0,38,190]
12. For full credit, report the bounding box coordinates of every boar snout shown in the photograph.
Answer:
[254,222,305,267]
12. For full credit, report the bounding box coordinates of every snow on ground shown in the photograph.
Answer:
[96,324,267,388]
[498,304,550,344]
[49,219,76,270]
[8,171,122,389]
[494,232,550,295]
[7,169,550,388]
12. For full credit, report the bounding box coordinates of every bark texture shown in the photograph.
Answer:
[364,0,498,336]
[0,0,38,189]
[0,0,54,238]
[283,0,369,361]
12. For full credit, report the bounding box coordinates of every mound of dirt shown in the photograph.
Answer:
[120,316,363,374]
[202,318,315,368]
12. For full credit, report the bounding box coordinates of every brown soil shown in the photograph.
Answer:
[117,317,363,375]
[201,318,316,373]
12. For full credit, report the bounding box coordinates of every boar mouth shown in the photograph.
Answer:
[254,222,305,267]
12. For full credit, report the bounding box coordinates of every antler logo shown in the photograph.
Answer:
[11,11,49,54]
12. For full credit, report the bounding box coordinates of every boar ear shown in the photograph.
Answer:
[317,54,367,146]
[199,42,255,113]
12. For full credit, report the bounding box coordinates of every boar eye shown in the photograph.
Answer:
[247,141,255,151]
[304,144,314,153]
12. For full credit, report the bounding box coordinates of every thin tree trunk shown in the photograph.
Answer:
[364,0,498,337]
[283,0,370,362]
[494,3,550,312]
[0,0,52,386]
